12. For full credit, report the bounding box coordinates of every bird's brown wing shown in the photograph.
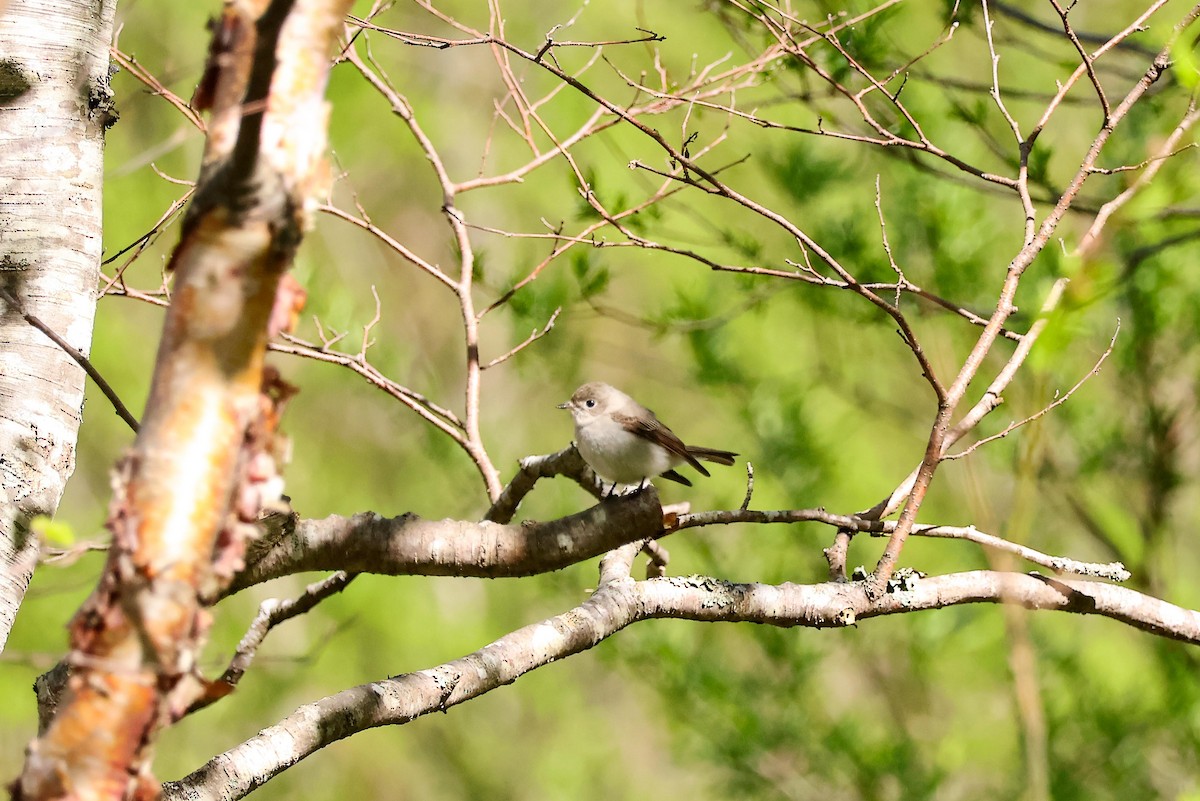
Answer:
[614,409,710,476]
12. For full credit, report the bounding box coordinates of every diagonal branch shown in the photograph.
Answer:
[187,571,359,715]
[0,285,140,433]
[164,565,1200,801]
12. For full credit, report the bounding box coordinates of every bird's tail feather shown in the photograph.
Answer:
[686,446,738,466]
[660,469,693,486]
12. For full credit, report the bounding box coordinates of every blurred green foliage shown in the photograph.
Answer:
[7,1,1200,799]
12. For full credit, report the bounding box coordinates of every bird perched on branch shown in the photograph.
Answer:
[558,381,737,491]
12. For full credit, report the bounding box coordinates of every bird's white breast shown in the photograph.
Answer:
[575,416,679,484]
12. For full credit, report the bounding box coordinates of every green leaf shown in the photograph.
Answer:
[30,515,75,547]
[1171,33,1200,89]
[571,252,609,299]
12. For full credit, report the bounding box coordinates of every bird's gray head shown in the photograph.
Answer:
[557,381,621,423]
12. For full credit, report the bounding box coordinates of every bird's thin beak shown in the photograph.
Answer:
[556,401,571,410]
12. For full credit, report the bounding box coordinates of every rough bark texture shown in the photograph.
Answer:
[13,1,351,799]
[230,489,665,591]
[0,0,118,653]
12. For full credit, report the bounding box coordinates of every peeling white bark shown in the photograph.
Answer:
[0,0,117,652]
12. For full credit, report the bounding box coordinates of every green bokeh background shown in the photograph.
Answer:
[6,1,1200,799]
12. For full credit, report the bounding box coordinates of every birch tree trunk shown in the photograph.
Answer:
[0,0,118,651]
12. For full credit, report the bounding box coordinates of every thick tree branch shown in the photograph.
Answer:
[230,488,662,592]
[15,2,352,799]
[165,565,1200,801]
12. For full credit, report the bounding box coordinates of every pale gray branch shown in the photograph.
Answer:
[675,509,1128,580]
[165,568,1200,801]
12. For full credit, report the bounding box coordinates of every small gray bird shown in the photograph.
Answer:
[557,381,737,489]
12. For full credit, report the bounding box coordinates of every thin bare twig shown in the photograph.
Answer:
[1049,0,1110,121]
[872,10,1198,586]
[889,525,1129,581]
[109,46,205,131]
[271,335,464,437]
[344,42,501,499]
[641,540,669,579]
[187,572,359,716]
[101,188,192,269]
[484,445,600,524]
[357,286,382,361]
[739,462,754,511]
[1080,99,1200,255]
[1025,1,1173,147]
[0,285,140,432]
[945,320,1120,460]
[482,307,560,369]
[861,278,1070,522]
[317,204,456,291]
[673,506,1127,580]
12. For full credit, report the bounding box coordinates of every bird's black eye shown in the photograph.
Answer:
[585,399,596,408]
